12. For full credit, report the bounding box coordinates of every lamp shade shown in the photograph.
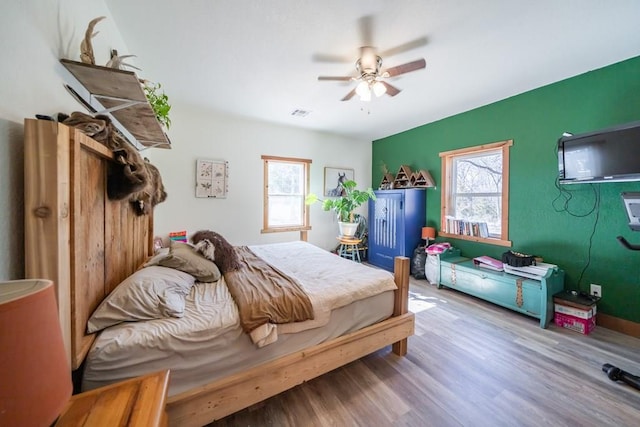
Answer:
[0,280,72,426]
[422,226,436,240]
[355,81,370,98]
[372,81,387,97]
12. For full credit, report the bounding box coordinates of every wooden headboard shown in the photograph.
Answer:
[24,119,153,370]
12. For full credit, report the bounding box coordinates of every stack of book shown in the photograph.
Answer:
[444,217,489,238]
[169,230,188,243]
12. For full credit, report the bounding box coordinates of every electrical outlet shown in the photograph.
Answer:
[590,284,602,298]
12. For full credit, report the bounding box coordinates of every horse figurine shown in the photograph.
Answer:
[327,173,347,197]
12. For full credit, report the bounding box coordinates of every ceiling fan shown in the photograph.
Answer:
[316,16,427,101]
[318,48,426,101]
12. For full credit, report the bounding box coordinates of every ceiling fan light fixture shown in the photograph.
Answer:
[356,80,370,97]
[359,89,372,102]
[372,81,386,97]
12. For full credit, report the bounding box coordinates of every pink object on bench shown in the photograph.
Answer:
[426,242,451,255]
[473,255,504,270]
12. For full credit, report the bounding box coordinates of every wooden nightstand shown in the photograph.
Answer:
[55,370,170,427]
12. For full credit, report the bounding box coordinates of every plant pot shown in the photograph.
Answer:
[338,221,358,237]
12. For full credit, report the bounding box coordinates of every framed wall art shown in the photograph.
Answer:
[196,159,229,198]
[324,167,354,197]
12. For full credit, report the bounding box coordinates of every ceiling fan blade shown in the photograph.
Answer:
[341,88,357,101]
[379,37,428,57]
[312,53,352,63]
[381,81,401,97]
[318,76,353,81]
[384,58,426,77]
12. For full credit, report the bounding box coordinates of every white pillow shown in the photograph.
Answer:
[87,266,196,333]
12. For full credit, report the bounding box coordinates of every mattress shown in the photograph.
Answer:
[82,242,396,396]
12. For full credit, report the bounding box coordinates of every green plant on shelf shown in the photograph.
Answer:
[143,81,171,129]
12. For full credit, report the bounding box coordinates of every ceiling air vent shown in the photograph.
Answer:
[290,109,310,118]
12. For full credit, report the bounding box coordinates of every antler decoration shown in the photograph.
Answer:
[106,49,141,71]
[80,16,106,64]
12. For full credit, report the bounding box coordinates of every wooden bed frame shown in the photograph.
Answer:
[24,119,415,426]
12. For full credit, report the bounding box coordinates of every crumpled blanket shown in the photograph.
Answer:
[223,246,314,347]
[248,241,398,345]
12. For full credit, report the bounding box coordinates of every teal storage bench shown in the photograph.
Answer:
[437,249,564,328]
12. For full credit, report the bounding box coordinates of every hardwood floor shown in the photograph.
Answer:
[208,278,640,426]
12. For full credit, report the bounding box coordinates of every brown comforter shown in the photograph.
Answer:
[224,246,314,333]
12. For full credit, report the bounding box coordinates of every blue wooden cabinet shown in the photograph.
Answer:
[368,189,426,272]
[437,250,565,328]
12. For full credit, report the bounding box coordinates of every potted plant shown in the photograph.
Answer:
[306,180,376,237]
[142,81,171,129]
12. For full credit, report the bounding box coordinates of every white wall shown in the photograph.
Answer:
[0,0,372,279]
[0,0,129,280]
[147,105,372,251]
[0,1,129,123]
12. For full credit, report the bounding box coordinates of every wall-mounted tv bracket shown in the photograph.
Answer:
[617,192,640,251]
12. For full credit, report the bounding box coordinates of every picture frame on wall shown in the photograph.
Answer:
[196,159,229,198]
[324,167,354,197]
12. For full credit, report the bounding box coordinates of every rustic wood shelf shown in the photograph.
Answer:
[393,164,412,188]
[411,169,435,188]
[60,59,171,149]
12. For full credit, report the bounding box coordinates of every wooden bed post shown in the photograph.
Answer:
[392,256,410,356]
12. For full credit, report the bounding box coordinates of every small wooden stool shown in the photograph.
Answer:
[337,236,362,262]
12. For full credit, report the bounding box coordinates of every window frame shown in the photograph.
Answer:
[439,139,513,247]
[261,155,311,240]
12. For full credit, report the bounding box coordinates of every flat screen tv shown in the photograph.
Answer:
[558,121,640,184]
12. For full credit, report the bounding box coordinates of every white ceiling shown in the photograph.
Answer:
[104,0,640,141]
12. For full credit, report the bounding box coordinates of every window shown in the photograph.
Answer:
[440,140,512,247]
[262,155,311,237]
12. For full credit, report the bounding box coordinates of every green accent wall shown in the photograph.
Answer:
[373,56,640,323]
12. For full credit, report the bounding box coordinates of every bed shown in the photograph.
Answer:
[23,119,414,426]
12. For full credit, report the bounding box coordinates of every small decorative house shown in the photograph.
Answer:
[412,170,436,187]
[393,165,413,188]
[379,173,395,190]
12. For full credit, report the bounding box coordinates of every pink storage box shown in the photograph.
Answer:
[554,311,596,335]
[554,303,596,319]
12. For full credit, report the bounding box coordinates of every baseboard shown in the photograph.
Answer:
[597,313,640,338]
